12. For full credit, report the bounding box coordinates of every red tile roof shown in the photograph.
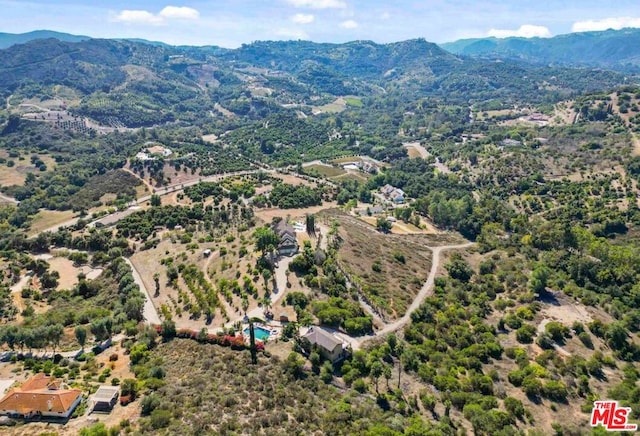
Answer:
[0,374,82,416]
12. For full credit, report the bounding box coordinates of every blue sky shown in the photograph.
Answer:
[2,0,640,47]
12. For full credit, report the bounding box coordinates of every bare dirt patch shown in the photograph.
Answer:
[202,133,219,143]
[46,256,102,291]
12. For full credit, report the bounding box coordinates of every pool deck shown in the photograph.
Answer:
[242,323,282,343]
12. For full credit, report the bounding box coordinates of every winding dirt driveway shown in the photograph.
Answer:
[332,241,474,350]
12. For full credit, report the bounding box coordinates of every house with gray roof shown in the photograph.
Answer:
[301,327,348,363]
[272,219,299,256]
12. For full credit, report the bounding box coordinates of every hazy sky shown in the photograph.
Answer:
[2,0,640,47]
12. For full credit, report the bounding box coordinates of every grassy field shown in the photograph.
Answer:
[328,211,433,320]
[344,96,363,107]
[28,210,76,236]
[304,164,346,178]
[331,171,370,182]
[313,98,347,113]
[330,156,364,164]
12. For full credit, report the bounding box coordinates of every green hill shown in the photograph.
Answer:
[0,30,90,49]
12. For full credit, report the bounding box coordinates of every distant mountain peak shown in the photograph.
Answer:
[440,28,640,71]
[0,30,90,49]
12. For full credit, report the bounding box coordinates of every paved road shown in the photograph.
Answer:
[238,255,294,325]
[31,163,336,237]
[30,168,274,237]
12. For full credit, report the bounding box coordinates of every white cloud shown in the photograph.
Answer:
[380,12,391,21]
[112,5,200,26]
[284,0,346,9]
[113,10,164,25]
[487,24,551,38]
[275,28,309,39]
[291,13,315,24]
[572,17,640,32]
[340,19,358,29]
[159,6,200,20]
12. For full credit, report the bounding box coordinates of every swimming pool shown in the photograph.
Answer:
[243,326,271,341]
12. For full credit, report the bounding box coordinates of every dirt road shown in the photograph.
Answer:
[122,258,161,325]
[0,193,19,204]
[336,242,473,350]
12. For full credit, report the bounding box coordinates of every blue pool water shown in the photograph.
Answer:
[243,326,271,341]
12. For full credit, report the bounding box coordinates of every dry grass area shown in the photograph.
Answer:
[328,211,433,320]
[330,156,366,164]
[271,173,316,187]
[0,164,29,186]
[357,215,439,235]
[312,97,348,113]
[214,102,236,118]
[551,100,577,125]
[304,164,346,178]
[406,146,423,159]
[475,108,519,121]
[27,210,76,236]
[331,171,370,183]
[124,162,200,190]
[201,133,219,143]
[130,234,224,329]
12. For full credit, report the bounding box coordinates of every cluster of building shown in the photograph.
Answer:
[379,184,405,204]
[0,374,118,420]
[341,160,377,174]
[135,145,173,161]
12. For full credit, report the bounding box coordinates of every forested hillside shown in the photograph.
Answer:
[0,32,639,435]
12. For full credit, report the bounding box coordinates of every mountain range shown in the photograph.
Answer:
[0,28,640,71]
[0,29,635,128]
[0,30,90,49]
[440,28,640,71]
[4,27,640,71]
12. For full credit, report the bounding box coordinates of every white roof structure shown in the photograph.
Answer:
[90,386,119,407]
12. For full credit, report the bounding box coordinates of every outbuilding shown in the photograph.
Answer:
[89,386,119,413]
